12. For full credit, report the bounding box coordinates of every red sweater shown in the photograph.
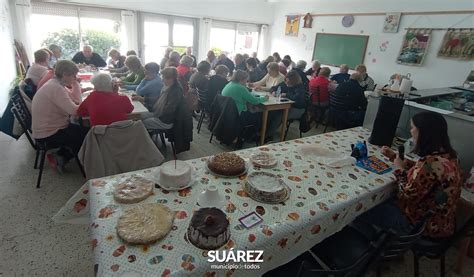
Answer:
[309,76,329,103]
[77,91,134,126]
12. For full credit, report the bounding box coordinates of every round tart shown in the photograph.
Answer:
[117,203,174,244]
[114,176,154,204]
[250,152,277,168]
[207,153,246,177]
[244,172,290,203]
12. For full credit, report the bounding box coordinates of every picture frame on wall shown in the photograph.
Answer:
[285,15,300,36]
[383,13,402,33]
[438,29,474,60]
[396,29,431,66]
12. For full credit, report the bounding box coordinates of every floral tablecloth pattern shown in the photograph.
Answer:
[55,127,397,277]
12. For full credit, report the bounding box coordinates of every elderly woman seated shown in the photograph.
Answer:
[250,62,285,92]
[142,67,182,130]
[32,60,85,172]
[132,62,164,112]
[77,73,134,127]
[119,55,145,90]
[107,49,127,72]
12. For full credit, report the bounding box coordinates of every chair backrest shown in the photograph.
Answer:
[197,88,209,110]
[329,91,348,111]
[11,94,36,149]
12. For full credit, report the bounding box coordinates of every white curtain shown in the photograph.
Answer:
[13,0,33,63]
[198,18,212,62]
[120,10,138,56]
[257,24,269,60]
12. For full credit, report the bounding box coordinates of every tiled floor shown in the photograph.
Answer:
[0,120,473,276]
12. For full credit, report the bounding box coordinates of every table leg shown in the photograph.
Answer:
[280,107,290,142]
[260,110,269,145]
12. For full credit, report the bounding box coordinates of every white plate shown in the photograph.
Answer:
[250,152,278,168]
[154,168,198,191]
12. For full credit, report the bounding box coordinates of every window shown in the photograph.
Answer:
[141,15,196,63]
[210,21,260,57]
[143,18,169,64]
[31,3,121,61]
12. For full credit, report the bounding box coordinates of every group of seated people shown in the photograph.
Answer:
[23,42,379,170]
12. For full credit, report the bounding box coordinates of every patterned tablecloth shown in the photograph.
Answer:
[54,127,397,277]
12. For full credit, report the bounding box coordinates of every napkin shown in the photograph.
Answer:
[299,145,356,167]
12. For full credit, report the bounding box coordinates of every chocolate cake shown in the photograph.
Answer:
[207,152,246,176]
[187,208,230,250]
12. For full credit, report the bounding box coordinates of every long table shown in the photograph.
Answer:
[54,127,396,276]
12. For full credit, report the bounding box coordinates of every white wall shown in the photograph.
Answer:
[270,0,474,89]
[0,0,17,116]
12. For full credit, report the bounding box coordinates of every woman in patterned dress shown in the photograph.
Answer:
[358,111,462,238]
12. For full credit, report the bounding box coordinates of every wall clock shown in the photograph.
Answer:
[342,15,354,27]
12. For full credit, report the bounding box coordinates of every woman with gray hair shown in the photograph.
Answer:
[249,62,285,92]
[133,62,164,112]
[77,73,134,126]
[177,55,194,93]
[306,60,321,77]
[119,55,145,90]
[222,70,268,124]
[32,60,85,172]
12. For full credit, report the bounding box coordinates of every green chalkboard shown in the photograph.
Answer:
[312,33,369,69]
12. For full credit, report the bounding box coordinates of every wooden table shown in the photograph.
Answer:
[253,91,295,145]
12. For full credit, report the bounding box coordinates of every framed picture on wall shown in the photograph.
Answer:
[438,29,474,60]
[285,15,300,36]
[396,29,431,66]
[383,13,401,33]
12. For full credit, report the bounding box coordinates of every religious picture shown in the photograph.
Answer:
[383,13,401,33]
[285,15,300,36]
[396,29,431,66]
[303,13,313,28]
[438,29,474,60]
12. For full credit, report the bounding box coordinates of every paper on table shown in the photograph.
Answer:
[299,145,356,167]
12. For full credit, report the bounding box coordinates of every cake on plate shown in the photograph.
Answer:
[187,208,230,250]
[117,203,174,244]
[244,172,290,203]
[207,152,246,176]
[114,176,154,204]
[159,160,192,190]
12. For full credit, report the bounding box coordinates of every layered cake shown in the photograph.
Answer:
[244,172,290,203]
[250,152,277,168]
[117,203,174,244]
[207,153,246,176]
[114,176,154,204]
[187,208,230,250]
[159,160,192,190]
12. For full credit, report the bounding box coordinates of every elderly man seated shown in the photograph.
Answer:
[26,49,50,87]
[72,45,107,68]
[330,64,350,84]
[333,72,367,126]
[77,73,134,126]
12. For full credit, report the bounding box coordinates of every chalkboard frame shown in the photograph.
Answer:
[312,33,369,70]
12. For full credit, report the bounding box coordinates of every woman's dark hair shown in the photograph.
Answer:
[197,61,211,73]
[412,111,456,158]
[245,58,257,68]
[281,59,291,67]
[283,55,292,61]
[144,62,160,74]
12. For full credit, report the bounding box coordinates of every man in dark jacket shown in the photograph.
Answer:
[216,54,235,75]
[334,72,367,126]
[72,45,106,68]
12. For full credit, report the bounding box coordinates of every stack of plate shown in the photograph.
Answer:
[243,172,290,204]
[250,152,278,168]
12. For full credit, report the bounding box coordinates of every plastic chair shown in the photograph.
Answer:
[11,94,85,188]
